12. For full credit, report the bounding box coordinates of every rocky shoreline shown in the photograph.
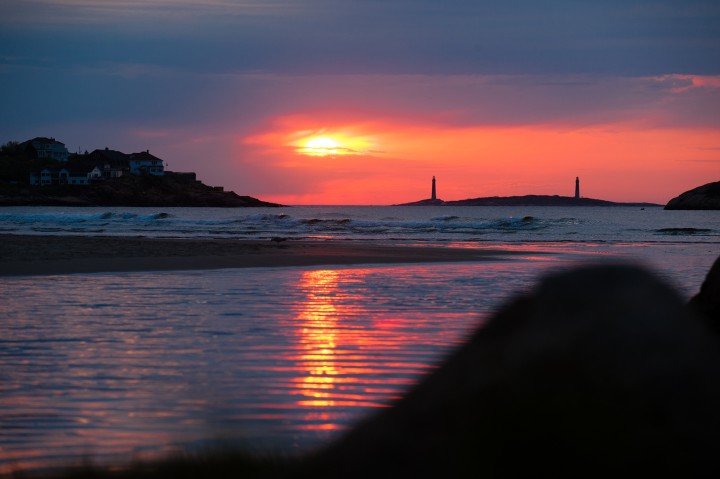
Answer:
[0,173,281,207]
[664,181,720,210]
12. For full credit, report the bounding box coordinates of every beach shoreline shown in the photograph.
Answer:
[0,234,525,276]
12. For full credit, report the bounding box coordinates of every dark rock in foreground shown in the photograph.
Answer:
[689,256,720,331]
[664,180,720,210]
[0,173,281,207]
[397,195,660,207]
[305,264,720,477]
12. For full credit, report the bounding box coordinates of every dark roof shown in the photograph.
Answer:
[89,148,129,162]
[130,151,163,162]
[21,137,66,146]
[67,157,105,170]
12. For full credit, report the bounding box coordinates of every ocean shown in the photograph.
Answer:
[1,205,718,246]
[1,205,718,473]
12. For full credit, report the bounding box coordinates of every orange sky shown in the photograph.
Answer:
[240,114,719,205]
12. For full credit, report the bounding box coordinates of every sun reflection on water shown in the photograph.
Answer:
[291,270,387,430]
[296,270,342,409]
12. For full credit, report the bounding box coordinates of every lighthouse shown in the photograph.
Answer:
[431,176,437,200]
[575,177,580,199]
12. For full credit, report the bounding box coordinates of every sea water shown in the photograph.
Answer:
[0,205,718,246]
[0,206,718,473]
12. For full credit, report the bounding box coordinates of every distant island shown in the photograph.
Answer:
[401,196,660,207]
[0,137,280,207]
[664,181,720,210]
[399,177,661,207]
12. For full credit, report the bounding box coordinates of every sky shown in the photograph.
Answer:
[1,0,719,205]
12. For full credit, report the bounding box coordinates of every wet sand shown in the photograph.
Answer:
[0,234,522,276]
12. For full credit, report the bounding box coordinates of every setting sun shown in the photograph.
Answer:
[300,137,340,156]
[306,137,339,149]
[292,130,376,158]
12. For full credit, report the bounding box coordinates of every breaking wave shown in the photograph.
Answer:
[655,228,713,235]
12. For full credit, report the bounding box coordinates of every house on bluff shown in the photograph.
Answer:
[129,150,164,176]
[33,167,96,186]
[28,143,165,186]
[20,137,70,162]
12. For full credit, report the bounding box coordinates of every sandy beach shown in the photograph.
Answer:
[0,234,521,276]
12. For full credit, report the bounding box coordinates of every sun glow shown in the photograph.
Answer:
[306,137,339,149]
[300,137,340,156]
[294,132,374,157]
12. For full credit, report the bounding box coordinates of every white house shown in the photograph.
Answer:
[30,167,92,186]
[26,142,168,186]
[31,168,53,186]
[23,137,70,162]
[88,166,103,180]
[66,170,90,185]
[129,150,164,176]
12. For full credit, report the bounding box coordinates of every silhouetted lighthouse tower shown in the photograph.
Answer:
[431,176,437,200]
[575,176,580,199]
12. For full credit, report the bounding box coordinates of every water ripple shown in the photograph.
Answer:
[0,258,586,472]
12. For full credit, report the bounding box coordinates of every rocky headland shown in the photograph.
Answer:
[0,173,281,207]
[664,181,720,210]
[0,138,281,207]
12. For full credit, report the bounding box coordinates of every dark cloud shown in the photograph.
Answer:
[3,1,719,76]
